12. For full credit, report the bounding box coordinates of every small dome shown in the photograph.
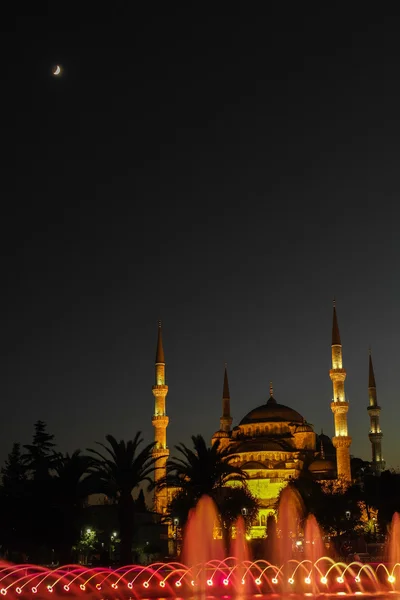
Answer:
[309,458,336,473]
[295,421,314,433]
[239,396,304,425]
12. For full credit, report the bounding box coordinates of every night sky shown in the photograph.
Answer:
[7,6,400,471]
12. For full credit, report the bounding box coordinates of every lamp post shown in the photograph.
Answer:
[173,518,179,557]
[372,517,377,541]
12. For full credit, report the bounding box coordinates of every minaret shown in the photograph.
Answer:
[152,321,169,514]
[329,301,352,483]
[220,364,232,433]
[368,350,385,473]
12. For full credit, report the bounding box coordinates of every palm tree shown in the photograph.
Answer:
[163,434,247,498]
[160,435,254,540]
[87,433,155,565]
[52,450,96,563]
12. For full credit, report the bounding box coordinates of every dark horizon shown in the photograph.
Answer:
[7,6,400,471]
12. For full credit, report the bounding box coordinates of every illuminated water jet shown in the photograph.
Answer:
[0,503,398,597]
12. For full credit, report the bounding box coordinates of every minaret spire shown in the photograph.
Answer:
[368,350,385,474]
[155,319,165,364]
[220,364,232,433]
[368,349,376,388]
[152,321,169,513]
[320,438,326,460]
[332,299,342,346]
[329,301,352,483]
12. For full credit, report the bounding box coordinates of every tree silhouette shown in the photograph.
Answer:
[0,443,28,559]
[52,450,96,563]
[134,489,148,512]
[21,422,58,561]
[87,433,155,565]
[159,435,253,548]
[23,420,57,481]
[160,435,247,499]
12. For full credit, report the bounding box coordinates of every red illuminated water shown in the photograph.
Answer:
[1,498,399,598]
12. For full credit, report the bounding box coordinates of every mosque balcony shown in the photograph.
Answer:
[332,435,352,448]
[330,401,349,413]
[152,415,169,426]
[329,368,346,381]
[152,447,170,456]
[152,385,168,396]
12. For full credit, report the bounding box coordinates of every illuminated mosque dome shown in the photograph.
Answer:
[308,457,336,474]
[239,394,305,425]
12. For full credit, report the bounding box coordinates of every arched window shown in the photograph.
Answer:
[261,514,266,526]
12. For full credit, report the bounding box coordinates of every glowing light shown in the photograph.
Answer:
[53,65,61,75]
[2,556,399,597]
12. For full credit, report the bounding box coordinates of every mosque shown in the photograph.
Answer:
[151,305,385,539]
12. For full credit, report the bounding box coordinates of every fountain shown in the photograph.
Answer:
[0,496,399,598]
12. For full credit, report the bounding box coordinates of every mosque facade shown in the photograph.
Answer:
[151,305,385,538]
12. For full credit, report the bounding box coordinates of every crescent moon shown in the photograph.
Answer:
[53,65,61,75]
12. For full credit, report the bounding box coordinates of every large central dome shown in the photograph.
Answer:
[239,395,304,425]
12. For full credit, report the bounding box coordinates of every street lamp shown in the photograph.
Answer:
[173,518,179,556]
